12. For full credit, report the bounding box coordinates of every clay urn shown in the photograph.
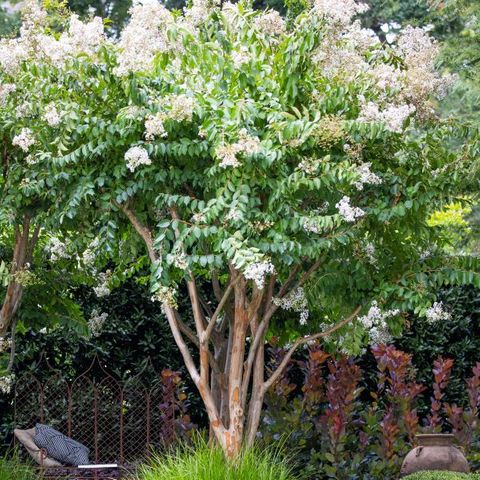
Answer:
[400,434,469,477]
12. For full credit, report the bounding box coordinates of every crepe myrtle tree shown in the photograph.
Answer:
[2,0,479,457]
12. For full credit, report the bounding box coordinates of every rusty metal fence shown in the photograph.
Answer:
[14,353,191,466]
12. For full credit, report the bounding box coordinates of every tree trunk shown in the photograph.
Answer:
[0,215,39,338]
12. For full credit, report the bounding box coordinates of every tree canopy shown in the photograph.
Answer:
[1,0,479,456]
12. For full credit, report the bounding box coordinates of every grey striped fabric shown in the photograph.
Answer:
[33,424,90,466]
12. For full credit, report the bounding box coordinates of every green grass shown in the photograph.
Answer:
[403,472,480,480]
[0,452,35,480]
[134,438,298,480]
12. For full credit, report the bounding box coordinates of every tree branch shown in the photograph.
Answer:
[204,277,240,343]
[164,306,200,384]
[114,200,157,263]
[263,305,362,392]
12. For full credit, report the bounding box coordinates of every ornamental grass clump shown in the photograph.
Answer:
[135,439,297,480]
[0,453,35,480]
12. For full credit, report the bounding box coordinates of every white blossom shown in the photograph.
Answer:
[125,146,152,172]
[82,238,100,265]
[244,261,275,290]
[216,130,261,168]
[171,251,189,270]
[370,63,403,92]
[151,286,178,308]
[303,217,321,234]
[0,83,15,104]
[370,325,393,345]
[358,301,399,345]
[313,0,369,26]
[163,94,195,122]
[353,162,382,190]
[425,301,451,323]
[47,237,69,261]
[335,196,365,222]
[254,10,285,36]
[114,1,174,76]
[232,46,251,68]
[357,99,416,133]
[145,114,167,141]
[273,287,309,325]
[0,374,14,394]
[358,301,399,329]
[395,26,455,112]
[191,212,206,223]
[216,143,242,168]
[25,154,38,165]
[88,309,108,337]
[183,0,215,28]
[16,102,30,118]
[44,103,62,126]
[226,208,242,222]
[12,128,36,152]
[94,270,112,297]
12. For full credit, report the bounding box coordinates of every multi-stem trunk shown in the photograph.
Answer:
[119,203,362,459]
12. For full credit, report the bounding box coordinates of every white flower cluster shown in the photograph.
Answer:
[226,208,242,222]
[145,113,167,141]
[0,2,105,73]
[145,95,196,140]
[0,374,14,394]
[303,217,321,234]
[335,196,365,222]
[94,270,112,297]
[358,301,399,346]
[114,1,174,76]
[232,46,251,69]
[216,129,262,168]
[44,103,62,127]
[0,336,12,353]
[244,260,275,290]
[82,238,100,266]
[313,0,369,26]
[370,63,403,92]
[273,287,309,325]
[171,251,189,271]
[353,162,382,190]
[151,286,178,308]
[0,83,15,104]
[47,237,69,261]
[12,128,36,152]
[395,26,455,115]
[358,99,416,133]
[425,301,451,323]
[254,10,286,36]
[88,309,108,337]
[364,242,376,264]
[313,41,366,82]
[163,94,196,122]
[66,14,105,56]
[125,146,152,172]
[183,0,214,29]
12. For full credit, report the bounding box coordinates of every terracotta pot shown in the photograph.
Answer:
[400,434,469,477]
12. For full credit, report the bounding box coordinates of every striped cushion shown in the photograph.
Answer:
[33,424,90,466]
